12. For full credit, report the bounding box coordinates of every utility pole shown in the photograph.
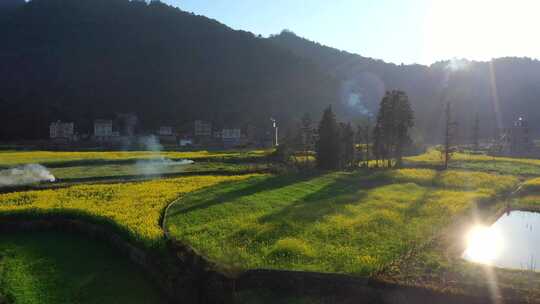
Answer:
[270,118,278,146]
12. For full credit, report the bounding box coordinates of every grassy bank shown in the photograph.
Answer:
[0,232,163,304]
[165,169,517,275]
[0,174,261,248]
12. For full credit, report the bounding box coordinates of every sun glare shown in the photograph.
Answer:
[422,0,540,63]
[463,225,504,265]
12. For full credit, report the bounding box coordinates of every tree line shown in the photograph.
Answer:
[275,90,416,170]
[311,92,484,171]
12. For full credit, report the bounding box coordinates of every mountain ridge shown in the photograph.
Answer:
[269,30,540,142]
[0,0,339,140]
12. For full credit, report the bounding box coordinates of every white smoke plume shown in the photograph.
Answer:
[135,135,194,176]
[0,164,56,187]
[135,157,194,176]
[138,135,163,153]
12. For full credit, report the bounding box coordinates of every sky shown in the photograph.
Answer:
[162,0,540,65]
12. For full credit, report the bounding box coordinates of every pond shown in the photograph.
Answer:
[463,210,540,271]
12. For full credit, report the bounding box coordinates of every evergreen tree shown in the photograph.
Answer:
[361,118,372,167]
[372,90,414,167]
[300,112,313,162]
[355,124,364,167]
[316,106,340,170]
[339,122,355,169]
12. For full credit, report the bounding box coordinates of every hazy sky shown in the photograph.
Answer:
[163,0,540,65]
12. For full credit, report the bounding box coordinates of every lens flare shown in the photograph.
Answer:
[463,225,503,265]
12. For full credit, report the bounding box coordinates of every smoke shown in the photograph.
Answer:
[135,135,194,176]
[445,58,469,72]
[135,157,194,176]
[441,58,470,89]
[339,72,385,118]
[0,164,56,187]
[138,135,163,152]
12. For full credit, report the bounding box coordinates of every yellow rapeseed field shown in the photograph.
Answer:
[0,174,261,248]
[406,149,540,167]
[0,150,269,167]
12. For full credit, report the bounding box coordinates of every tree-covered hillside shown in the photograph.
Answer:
[0,0,339,140]
[270,31,540,142]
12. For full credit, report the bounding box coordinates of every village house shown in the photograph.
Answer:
[158,125,176,144]
[49,121,75,141]
[93,119,117,140]
[194,120,212,137]
[158,126,173,136]
[221,127,242,148]
[179,138,193,147]
[494,116,535,156]
[116,113,138,136]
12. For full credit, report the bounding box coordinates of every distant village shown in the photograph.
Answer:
[49,113,277,149]
[491,116,537,157]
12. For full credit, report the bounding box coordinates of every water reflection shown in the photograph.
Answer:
[463,210,540,271]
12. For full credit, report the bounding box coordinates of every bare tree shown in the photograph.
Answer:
[441,102,458,169]
[472,112,480,151]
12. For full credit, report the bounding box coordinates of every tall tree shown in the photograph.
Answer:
[372,90,414,168]
[364,118,371,168]
[300,113,313,164]
[355,119,371,168]
[472,112,480,151]
[316,106,340,170]
[441,102,458,169]
[339,122,355,169]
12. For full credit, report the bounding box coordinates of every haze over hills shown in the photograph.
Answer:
[1,0,540,143]
[270,31,540,142]
[0,0,338,140]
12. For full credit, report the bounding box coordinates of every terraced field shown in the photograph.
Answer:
[165,169,518,275]
[0,174,262,248]
[3,148,540,303]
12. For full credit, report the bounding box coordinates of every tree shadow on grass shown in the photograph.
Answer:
[254,170,447,247]
[402,170,442,218]
[258,170,396,225]
[251,173,380,247]
[166,173,323,218]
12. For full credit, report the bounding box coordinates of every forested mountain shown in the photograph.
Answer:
[270,31,540,142]
[0,0,338,140]
[2,0,540,143]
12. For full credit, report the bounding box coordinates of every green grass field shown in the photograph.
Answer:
[0,232,163,304]
[165,169,518,275]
